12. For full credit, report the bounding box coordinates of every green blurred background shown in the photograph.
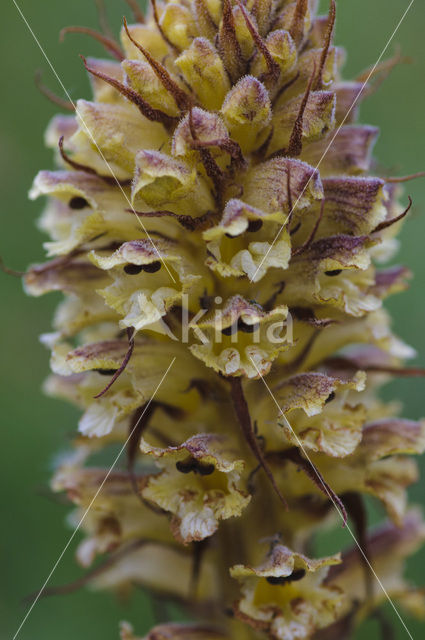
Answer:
[1,0,425,638]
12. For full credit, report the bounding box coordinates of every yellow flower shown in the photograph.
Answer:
[140,433,250,543]
[230,540,343,639]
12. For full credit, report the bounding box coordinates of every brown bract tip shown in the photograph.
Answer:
[229,376,288,510]
[292,198,325,256]
[95,0,115,40]
[150,0,177,51]
[0,256,25,278]
[35,70,74,111]
[278,447,347,525]
[189,109,225,206]
[127,402,158,504]
[128,208,217,231]
[385,171,425,184]
[314,0,336,90]
[235,0,280,83]
[289,0,308,47]
[287,63,316,157]
[58,135,131,187]
[372,196,412,233]
[218,0,245,82]
[123,17,192,111]
[80,55,177,127]
[124,0,145,24]
[94,327,135,398]
[60,25,124,61]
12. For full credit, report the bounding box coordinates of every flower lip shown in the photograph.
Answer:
[69,196,90,209]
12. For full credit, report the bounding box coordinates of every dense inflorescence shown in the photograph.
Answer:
[25,1,425,638]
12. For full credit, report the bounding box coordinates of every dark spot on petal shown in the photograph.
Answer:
[290,221,301,236]
[124,264,144,275]
[266,569,306,585]
[325,269,342,277]
[176,458,195,474]
[93,368,119,376]
[142,260,161,273]
[225,232,237,239]
[176,457,215,476]
[199,292,214,310]
[69,196,89,209]
[288,568,306,582]
[222,324,236,336]
[325,391,336,403]
[266,576,288,585]
[197,462,215,476]
[238,318,259,333]
[247,219,263,233]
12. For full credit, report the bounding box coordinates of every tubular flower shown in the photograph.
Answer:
[24,0,425,638]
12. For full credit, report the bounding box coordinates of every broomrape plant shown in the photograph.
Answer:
[21,0,425,638]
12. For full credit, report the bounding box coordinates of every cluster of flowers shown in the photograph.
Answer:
[25,0,425,638]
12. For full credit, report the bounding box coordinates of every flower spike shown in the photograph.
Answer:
[24,1,425,638]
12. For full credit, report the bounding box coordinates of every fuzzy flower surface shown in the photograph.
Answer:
[25,0,425,638]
